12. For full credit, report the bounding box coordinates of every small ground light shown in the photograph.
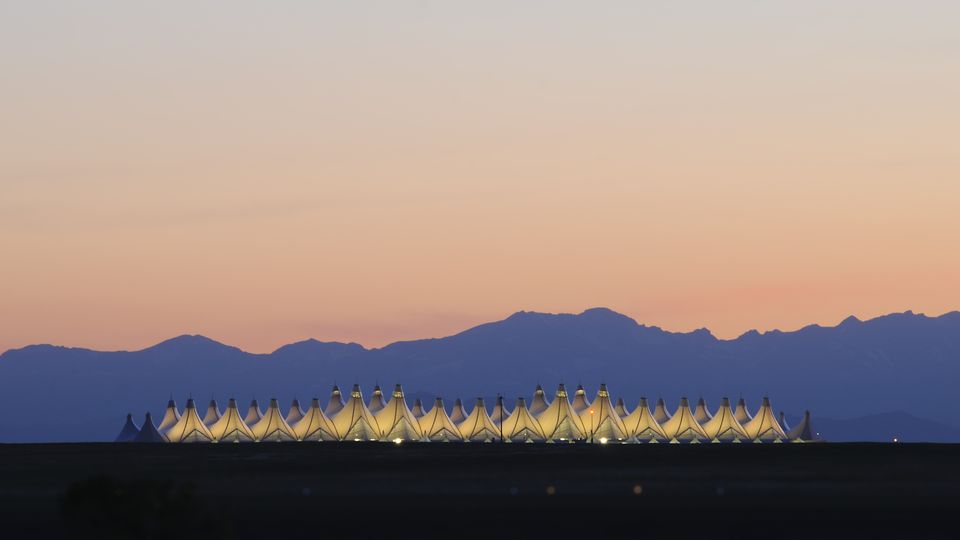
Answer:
[599,437,609,444]
[393,438,402,444]
[546,485,556,495]
[893,437,899,443]
[632,484,643,495]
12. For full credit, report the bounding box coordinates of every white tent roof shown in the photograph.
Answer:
[743,397,788,442]
[579,384,628,442]
[324,385,345,417]
[449,398,468,424]
[652,398,672,425]
[502,397,546,442]
[243,399,263,426]
[692,398,713,425]
[166,398,215,443]
[202,399,222,427]
[251,398,297,442]
[490,396,511,425]
[529,384,550,416]
[733,398,753,425]
[373,385,424,442]
[418,397,463,442]
[622,397,667,442]
[787,410,819,442]
[292,398,338,441]
[779,411,791,433]
[368,385,386,414]
[456,397,501,442]
[115,413,140,442]
[661,397,708,442]
[285,399,305,425]
[536,384,586,442]
[571,384,591,414]
[701,397,748,442]
[157,399,181,434]
[133,412,166,443]
[411,398,427,418]
[210,398,256,443]
[614,398,630,419]
[330,384,381,441]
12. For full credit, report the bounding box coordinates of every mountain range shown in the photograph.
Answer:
[2,307,959,442]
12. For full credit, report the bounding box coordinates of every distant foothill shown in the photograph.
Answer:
[115,383,819,444]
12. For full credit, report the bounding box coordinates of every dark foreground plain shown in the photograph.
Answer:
[1,443,958,539]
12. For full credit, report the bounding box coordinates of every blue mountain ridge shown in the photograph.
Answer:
[1,307,959,442]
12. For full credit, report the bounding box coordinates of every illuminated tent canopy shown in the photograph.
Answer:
[331,384,381,441]
[157,399,181,434]
[243,399,263,426]
[456,397,501,442]
[285,399,305,425]
[202,399,222,427]
[536,384,586,442]
[325,385,345,417]
[411,399,427,419]
[292,398,337,442]
[210,398,255,443]
[661,397,708,443]
[692,398,713,425]
[702,397,748,442]
[652,398,672,425]
[373,384,423,442]
[368,385,386,414]
[166,398,215,443]
[779,411,790,433]
[579,384,628,442]
[490,396,510,426]
[614,398,629,419]
[133,412,166,443]
[571,384,591,414]
[787,410,820,442]
[502,397,545,443]
[622,397,667,443]
[743,397,788,442]
[450,398,468,425]
[252,398,297,442]
[529,384,550,416]
[418,397,463,442]
[734,398,753,425]
[115,413,140,442]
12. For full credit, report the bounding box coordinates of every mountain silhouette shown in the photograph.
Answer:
[1,308,959,442]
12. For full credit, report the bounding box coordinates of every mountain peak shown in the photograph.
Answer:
[140,334,237,354]
[838,315,862,327]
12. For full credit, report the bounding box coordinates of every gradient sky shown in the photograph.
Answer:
[2,1,959,353]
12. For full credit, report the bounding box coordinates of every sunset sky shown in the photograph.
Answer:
[2,2,958,353]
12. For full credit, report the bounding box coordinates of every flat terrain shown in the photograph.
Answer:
[2,442,959,538]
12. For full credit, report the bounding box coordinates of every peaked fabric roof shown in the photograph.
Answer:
[528,385,550,416]
[661,398,708,442]
[368,386,386,414]
[622,397,667,442]
[330,384,381,441]
[115,413,140,442]
[411,398,427,418]
[787,410,820,442]
[418,397,463,442]
[571,384,591,414]
[251,398,297,442]
[210,398,255,443]
[779,411,791,433]
[457,397,501,442]
[449,398,468,425]
[614,398,630,419]
[284,399,305,425]
[579,384,628,442]
[373,384,424,442]
[490,396,510,425]
[536,384,586,442]
[702,397,748,442]
[165,399,215,443]
[157,399,181,434]
[202,399,222,427]
[743,397,788,441]
[133,412,166,443]
[502,397,545,442]
[243,399,264,426]
[734,398,753,425]
[325,385,346,417]
[652,398,672,425]
[292,398,337,442]
[692,398,713,425]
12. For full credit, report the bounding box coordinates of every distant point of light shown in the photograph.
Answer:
[393,438,402,445]
[599,437,609,444]
[633,484,643,495]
